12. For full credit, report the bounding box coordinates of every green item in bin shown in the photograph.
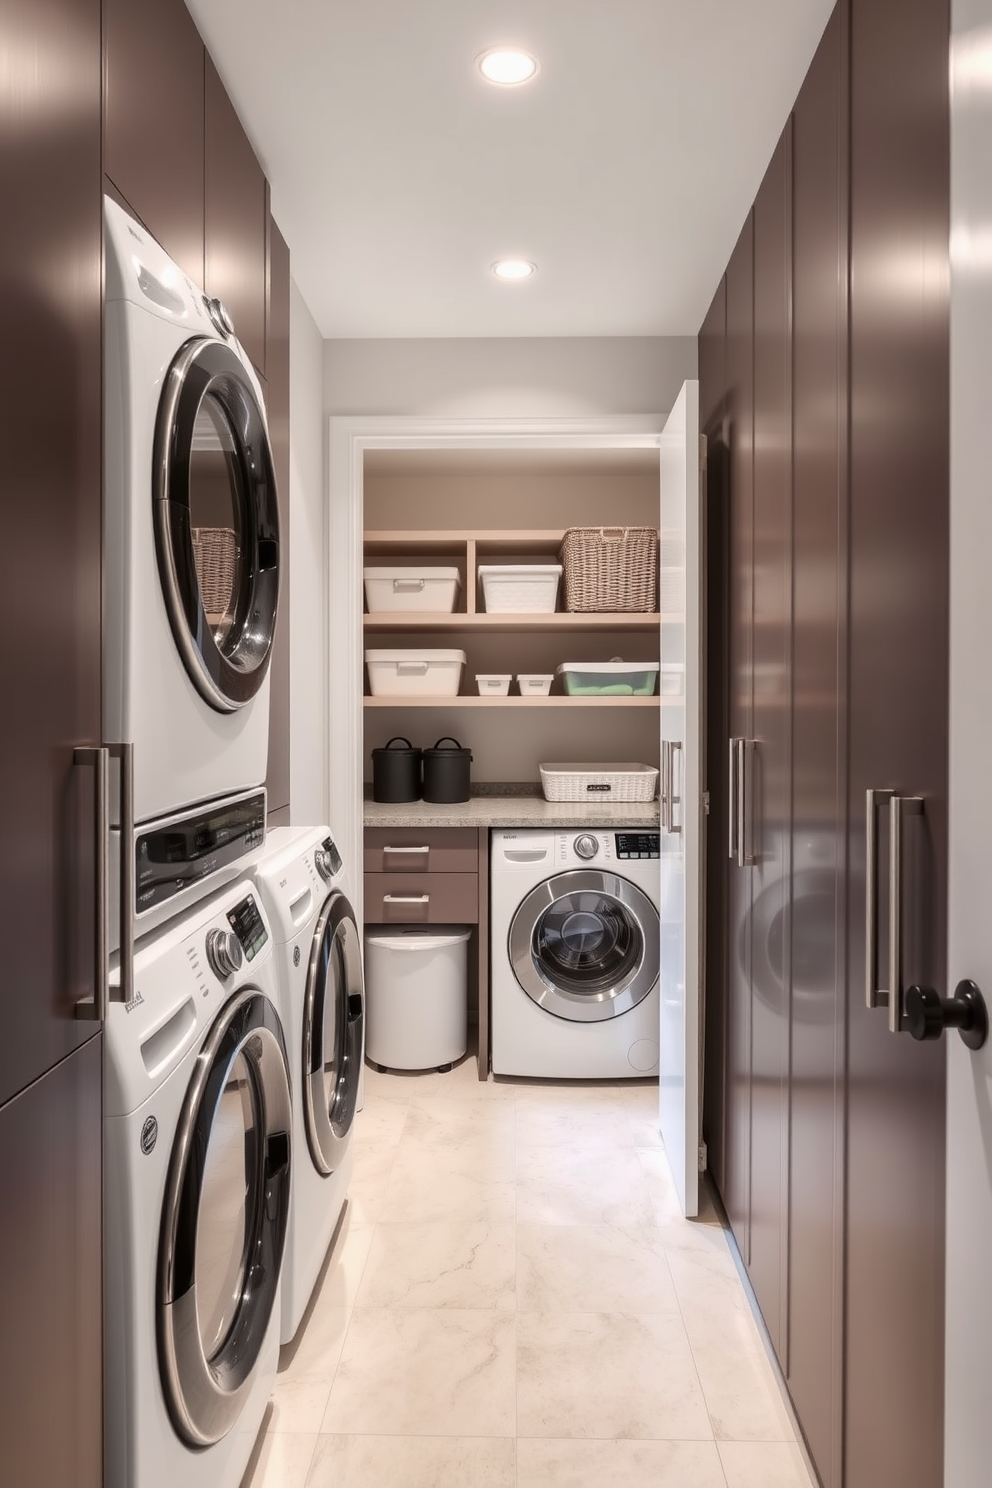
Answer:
[569,682,634,695]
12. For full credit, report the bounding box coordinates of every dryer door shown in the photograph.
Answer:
[158,988,291,1447]
[509,869,659,1023]
[154,337,280,713]
[303,891,364,1175]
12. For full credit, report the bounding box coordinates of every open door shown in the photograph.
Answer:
[658,380,703,1218]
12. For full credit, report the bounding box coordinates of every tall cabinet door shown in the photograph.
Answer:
[723,216,755,1258]
[747,124,793,1355]
[0,0,103,1480]
[788,7,848,1484]
[846,0,950,1482]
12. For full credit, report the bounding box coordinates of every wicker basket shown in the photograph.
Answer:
[191,526,238,617]
[559,526,658,612]
[539,762,660,803]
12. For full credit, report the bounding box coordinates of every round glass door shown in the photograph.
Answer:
[508,870,659,1023]
[158,989,291,1448]
[154,337,280,713]
[303,892,365,1175]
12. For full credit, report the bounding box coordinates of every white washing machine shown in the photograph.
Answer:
[490,828,661,1079]
[104,879,291,1488]
[104,195,280,826]
[251,825,364,1344]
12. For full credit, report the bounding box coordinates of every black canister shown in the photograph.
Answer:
[422,737,473,803]
[372,737,423,802]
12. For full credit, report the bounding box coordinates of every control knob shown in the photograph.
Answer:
[573,834,599,861]
[206,928,243,980]
[314,847,334,882]
[203,295,235,338]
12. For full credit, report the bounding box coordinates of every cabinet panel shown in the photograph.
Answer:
[365,873,480,925]
[698,278,727,435]
[1,0,103,1105]
[846,0,949,1483]
[365,827,479,875]
[0,1039,103,1488]
[748,123,793,1355]
[104,0,205,282]
[205,56,268,376]
[266,218,291,818]
[788,9,848,1483]
[722,214,755,1259]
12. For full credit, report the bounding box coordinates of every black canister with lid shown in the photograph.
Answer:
[422,737,473,803]
[371,737,423,802]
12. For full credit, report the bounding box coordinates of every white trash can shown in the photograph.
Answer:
[364,925,471,1072]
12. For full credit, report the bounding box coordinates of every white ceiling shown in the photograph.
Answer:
[186,0,835,341]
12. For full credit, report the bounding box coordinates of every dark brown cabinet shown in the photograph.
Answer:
[266,218,292,822]
[104,0,205,282]
[205,56,269,377]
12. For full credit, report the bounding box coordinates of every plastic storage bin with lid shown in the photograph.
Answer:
[365,649,466,697]
[478,564,562,613]
[364,926,471,1072]
[364,566,461,613]
[557,660,660,696]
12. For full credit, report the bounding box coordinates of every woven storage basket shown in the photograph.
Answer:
[191,526,238,616]
[559,526,658,612]
[539,762,659,803]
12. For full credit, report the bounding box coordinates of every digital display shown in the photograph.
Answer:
[615,833,661,860]
[134,791,266,913]
[227,893,268,961]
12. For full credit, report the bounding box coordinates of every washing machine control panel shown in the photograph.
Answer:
[226,892,269,962]
[205,927,243,980]
[615,833,661,860]
[573,833,599,860]
[134,788,266,915]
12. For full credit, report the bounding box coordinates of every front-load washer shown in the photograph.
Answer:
[250,825,364,1343]
[103,879,291,1488]
[103,195,280,825]
[490,828,661,1079]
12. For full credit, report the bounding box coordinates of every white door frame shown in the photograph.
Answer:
[326,413,662,931]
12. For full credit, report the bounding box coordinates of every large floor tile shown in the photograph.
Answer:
[516,1224,679,1314]
[266,1375,335,1435]
[718,1439,816,1487]
[240,1431,317,1488]
[306,1434,516,1487]
[516,1437,727,1488]
[515,1098,634,1152]
[356,1221,516,1309]
[365,1056,514,1102]
[351,1096,410,1148]
[516,1146,655,1227]
[636,1146,689,1223]
[322,1308,516,1438]
[516,1311,711,1441]
[513,1080,625,1106]
[346,1139,399,1225]
[403,1096,516,1147]
[686,1307,796,1442]
[382,1138,516,1223]
[620,1084,666,1148]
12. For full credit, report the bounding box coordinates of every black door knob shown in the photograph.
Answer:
[905,980,989,1051]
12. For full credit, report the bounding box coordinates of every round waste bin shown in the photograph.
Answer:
[364,925,471,1072]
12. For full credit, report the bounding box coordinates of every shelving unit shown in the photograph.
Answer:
[364,694,661,709]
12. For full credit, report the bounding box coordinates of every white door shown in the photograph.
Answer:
[658,380,702,1218]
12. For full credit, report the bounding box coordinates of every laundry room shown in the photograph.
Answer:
[6,4,982,1488]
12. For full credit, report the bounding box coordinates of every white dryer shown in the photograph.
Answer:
[490,828,662,1079]
[103,195,280,825]
[104,880,291,1488]
[251,825,364,1344]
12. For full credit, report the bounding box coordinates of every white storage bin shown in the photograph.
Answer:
[364,566,461,614]
[557,661,659,696]
[364,926,471,1071]
[517,673,553,696]
[365,649,466,697]
[539,762,660,803]
[479,564,562,613]
[476,674,511,696]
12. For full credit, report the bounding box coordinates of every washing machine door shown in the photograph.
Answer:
[158,988,291,1448]
[303,891,364,1175]
[154,336,280,713]
[509,869,660,1023]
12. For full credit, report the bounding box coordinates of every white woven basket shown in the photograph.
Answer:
[539,762,659,803]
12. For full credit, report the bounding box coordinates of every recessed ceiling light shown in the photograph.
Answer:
[492,259,537,281]
[477,48,539,86]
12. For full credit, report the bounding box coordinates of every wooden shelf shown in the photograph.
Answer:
[363,611,664,633]
[364,695,661,708]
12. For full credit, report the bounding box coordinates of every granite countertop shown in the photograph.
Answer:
[363,784,660,829]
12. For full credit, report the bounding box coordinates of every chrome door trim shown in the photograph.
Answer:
[508,869,659,1023]
[303,892,364,1175]
[158,988,291,1447]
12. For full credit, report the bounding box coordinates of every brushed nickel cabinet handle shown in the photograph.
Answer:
[888,793,923,1034]
[865,788,893,1010]
[728,737,740,862]
[73,746,109,1022]
[383,894,430,904]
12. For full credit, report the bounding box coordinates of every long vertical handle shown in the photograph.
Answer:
[661,740,671,832]
[866,788,894,1010]
[669,740,683,836]
[739,739,756,867]
[736,739,748,868]
[112,741,135,1006]
[73,746,109,1022]
[888,793,923,1034]
[728,738,740,861]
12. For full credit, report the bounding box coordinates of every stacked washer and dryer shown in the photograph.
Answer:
[99,197,363,1488]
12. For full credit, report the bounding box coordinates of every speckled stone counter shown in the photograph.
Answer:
[363,786,660,829]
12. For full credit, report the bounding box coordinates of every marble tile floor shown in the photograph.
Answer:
[241,1056,817,1488]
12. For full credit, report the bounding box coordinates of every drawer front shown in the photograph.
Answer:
[364,872,479,924]
[364,827,478,876]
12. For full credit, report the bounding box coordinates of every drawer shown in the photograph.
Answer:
[364,872,479,924]
[364,827,478,876]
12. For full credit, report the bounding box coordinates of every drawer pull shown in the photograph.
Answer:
[383,894,430,904]
[383,845,430,855]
